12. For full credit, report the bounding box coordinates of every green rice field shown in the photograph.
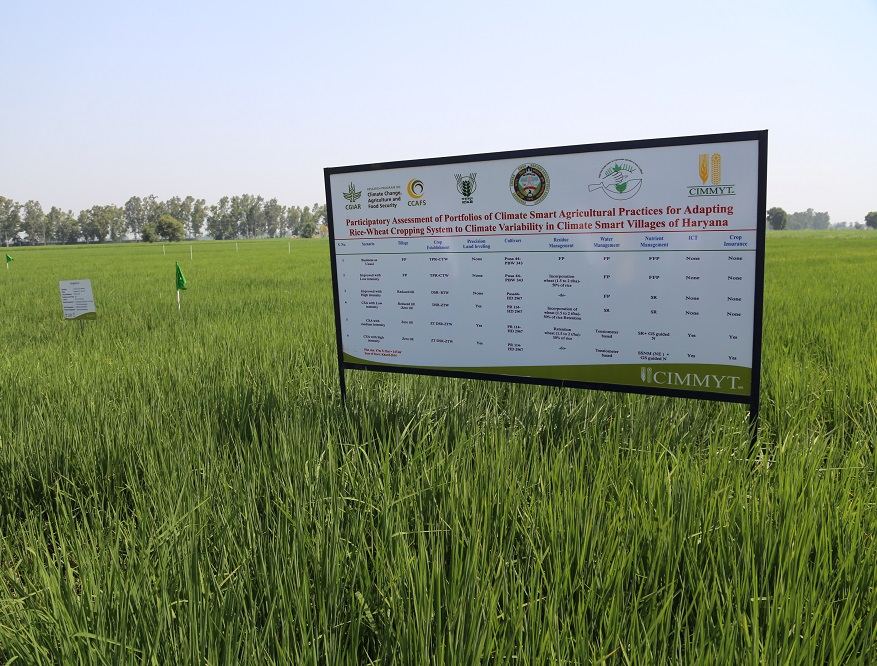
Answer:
[1,232,876,664]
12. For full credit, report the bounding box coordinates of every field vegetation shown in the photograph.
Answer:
[1,232,875,664]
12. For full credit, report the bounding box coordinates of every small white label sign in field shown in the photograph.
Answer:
[59,280,97,320]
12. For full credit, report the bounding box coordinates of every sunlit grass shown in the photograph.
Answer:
[1,233,875,663]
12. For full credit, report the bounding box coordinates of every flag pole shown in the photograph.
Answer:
[175,261,187,310]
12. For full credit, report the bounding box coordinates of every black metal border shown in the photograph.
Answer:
[325,130,768,415]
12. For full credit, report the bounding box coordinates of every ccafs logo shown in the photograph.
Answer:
[407,179,426,206]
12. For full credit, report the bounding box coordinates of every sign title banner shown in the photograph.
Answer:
[325,131,767,403]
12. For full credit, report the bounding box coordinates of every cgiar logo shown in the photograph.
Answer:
[589,159,643,200]
[510,163,549,206]
[407,179,426,207]
[455,173,476,204]
[689,153,735,197]
[342,183,361,210]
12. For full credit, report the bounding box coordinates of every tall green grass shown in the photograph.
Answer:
[1,233,875,664]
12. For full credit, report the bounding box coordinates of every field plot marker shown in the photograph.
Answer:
[176,262,187,310]
[59,279,97,332]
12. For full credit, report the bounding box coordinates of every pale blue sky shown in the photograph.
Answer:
[2,0,875,224]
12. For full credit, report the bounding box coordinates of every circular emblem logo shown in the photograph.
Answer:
[590,159,643,200]
[510,163,549,206]
[407,179,424,199]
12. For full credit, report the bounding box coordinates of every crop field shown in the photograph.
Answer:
[1,232,876,664]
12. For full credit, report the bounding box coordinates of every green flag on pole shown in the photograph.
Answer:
[175,262,187,291]
[5,254,11,263]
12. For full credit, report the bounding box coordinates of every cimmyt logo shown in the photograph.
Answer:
[589,159,643,200]
[689,153,735,197]
[510,163,549,206]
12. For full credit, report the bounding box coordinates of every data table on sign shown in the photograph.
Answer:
[334,227,757,371]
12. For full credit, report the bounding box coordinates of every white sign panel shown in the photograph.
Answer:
[326,132,766,401]
[59,280,97,320]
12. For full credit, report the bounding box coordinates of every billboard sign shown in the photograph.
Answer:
[325,131,767,410]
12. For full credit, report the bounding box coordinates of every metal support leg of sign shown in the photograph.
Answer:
[748,398,760,450]
[339,365,347,403]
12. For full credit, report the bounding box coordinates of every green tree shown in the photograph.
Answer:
[263,198,284,238]
[285,205,301,236]
[245,195,265,238]
[141,223,158,243]
[156,214,185,242]
[207,197,233,240]
[865,212,877,230]
[80,205,112,242]
[21,200,46,243]
[51,208,79,244]
[787,208,829,231]
[106,204,126,242]
[767,207,787,231]
[77,209,92,242]
[190,198,207,238]
[0,196,22,245]
[45,206,66,244]
[125,196,145,237]
[143,194,165,227]
[812,211,831,230]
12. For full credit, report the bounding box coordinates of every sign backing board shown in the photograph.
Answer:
[325,131,767,409]
[59,280,97,320]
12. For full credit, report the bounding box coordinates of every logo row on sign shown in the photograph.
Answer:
[341,154,735,211]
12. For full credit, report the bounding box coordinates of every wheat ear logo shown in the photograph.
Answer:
[690,153,734,197]
[641,367,653,383]
[455,173,476,204]
[342,183,361,203]
[699,154,722,184]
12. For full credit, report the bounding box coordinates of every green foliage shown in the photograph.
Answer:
[865,211,877,230]
[156,214,185,242]
[788,208,830,231]
[0,235,876,663]
[141,222,158,242]
[767,206,787,230]
[0,195,22,244]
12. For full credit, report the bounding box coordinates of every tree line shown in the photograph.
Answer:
[0,194,327,245]
[767,207,877,231]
